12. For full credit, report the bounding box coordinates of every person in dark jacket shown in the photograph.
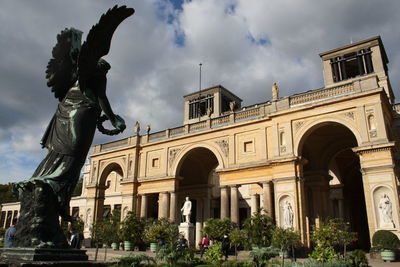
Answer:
[222,234,230,261]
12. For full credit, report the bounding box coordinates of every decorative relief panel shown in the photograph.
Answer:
[169,148,181,168]
[294,121,305,132]
[343,111,355,120]
[215,139,229,157]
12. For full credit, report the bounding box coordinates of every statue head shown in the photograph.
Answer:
[185,196,189,201]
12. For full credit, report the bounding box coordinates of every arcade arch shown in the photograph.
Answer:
[298,121,370,248]
[95,162,124,220]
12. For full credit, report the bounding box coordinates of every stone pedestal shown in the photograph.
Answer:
[178,222,194,248]
[1,248,88,261]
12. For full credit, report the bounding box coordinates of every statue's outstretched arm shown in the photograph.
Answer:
[96,79,126,132]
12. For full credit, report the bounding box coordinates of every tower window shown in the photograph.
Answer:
[189,94,214,119]
[331,48,373,82]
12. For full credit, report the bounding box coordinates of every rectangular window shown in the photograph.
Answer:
[5,211,12,228]
[330,48,373,82]
[103,205,111,218]
[244,141,254,153]
[152,158,160,168]
[0,211,6,228]
[189,94,214,119]
[72,207,79,218]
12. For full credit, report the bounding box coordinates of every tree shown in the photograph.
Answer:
[0,184,17,204]
[230,229,246,259]
[202,218,236,241]
[271,227,300,266]
[312,219,356,256]
[243,209,275,247]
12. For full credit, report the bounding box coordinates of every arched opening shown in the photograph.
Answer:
[177,147,220,220]
[95,163,124,221]
[175,147,220,246]
[299,122,370,249]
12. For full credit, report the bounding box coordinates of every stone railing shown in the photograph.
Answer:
[169,126,185,137]
[189,120,207,131]
[148,130,167,141]
[211,114,230,127]
[289,82,355,106]
[235,106,261,121]
[100,138,129,152]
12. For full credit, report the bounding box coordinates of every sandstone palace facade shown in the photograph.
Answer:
[2,36,400,248]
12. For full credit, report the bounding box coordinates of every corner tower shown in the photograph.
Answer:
[320,36,393,103]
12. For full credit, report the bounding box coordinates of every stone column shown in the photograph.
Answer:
[230,185,239,224]
[338,199,344,219]
[220,186,229,219]
[263,182,273,218]
[158,192,170,219]
[250,194,259,216]
[195,199,203,249]
[169,192,177,223]
[140,194,148,219]
[203,198,211,222]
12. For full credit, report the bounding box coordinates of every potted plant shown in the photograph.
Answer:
[144,218,179,252]
[372,230,400,262]
[120,211,145,251]
[271,227,300,266]
[144,219,167,252]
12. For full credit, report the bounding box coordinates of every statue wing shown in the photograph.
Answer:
[78,5,134,92]
[46,28,82,101]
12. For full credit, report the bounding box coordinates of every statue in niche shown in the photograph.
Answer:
[12,5,134,248]
[181,197,192,224]
[379,194,395,228]
[283,200,294,228]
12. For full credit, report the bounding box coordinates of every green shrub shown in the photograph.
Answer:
[347,249,368,267]
[205,241,223,265]
[157,242,185,267]
[202,218,236,241]
[243,209,275,248]
[309,245,338,263]
[250,246,278,267]
[281,258,348,267]
[372,230,400,250]
[312,219,356,249]
[221,260,256,267]
[112,254,155,267]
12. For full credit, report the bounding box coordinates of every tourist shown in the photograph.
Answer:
[4,218,17,248]
[69,228,81,249]
[178,236,188,251]
[200,235,209,257]
[222,234,230,261]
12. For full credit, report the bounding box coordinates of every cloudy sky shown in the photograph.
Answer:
[1,0,400,184]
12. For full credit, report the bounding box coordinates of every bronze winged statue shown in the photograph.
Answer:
[12,5,134,249]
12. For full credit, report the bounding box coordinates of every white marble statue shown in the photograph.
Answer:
[379,194,395,228]
[181,196,192,223]
[283,200,294,228]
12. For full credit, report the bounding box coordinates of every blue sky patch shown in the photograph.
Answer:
[246,33,271,46]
